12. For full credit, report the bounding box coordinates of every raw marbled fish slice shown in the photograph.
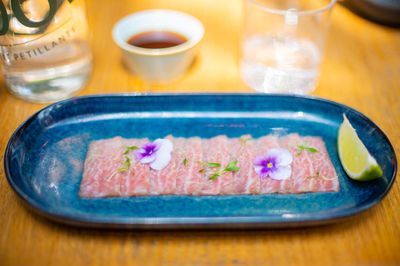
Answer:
[149,136,177,195]
[79,136,124,197]
[303,136,340,192]
[256,135,281,194]
[218,135,235,195]
[232,135,259,194]
[78,141,100,197]
[120,138,151,196]
[175,137,204,195]
[280,133,314,194]
[171,137,187,194]
[201,135,232,195]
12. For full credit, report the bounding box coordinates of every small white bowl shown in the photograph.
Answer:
[112,9,204,83]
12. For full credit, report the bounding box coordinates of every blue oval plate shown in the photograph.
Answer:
[4,94,397,228]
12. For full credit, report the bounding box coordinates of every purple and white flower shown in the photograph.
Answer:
[135,138,173,170]
[254,148,293,180]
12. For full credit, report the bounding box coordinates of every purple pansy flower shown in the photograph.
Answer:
[254,148,293,180]
[135,138,173,170]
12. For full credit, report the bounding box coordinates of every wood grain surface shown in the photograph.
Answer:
[1,0,400,265]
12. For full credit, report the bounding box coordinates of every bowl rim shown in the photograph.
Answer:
[112,9,205,57]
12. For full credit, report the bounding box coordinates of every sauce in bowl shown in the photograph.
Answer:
[127,31,187,49]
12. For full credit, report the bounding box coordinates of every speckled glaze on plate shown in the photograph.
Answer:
[4,94,397,228]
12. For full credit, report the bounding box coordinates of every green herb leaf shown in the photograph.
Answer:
[306,170,336,180]
[223,160,240,172]
[305,147,318,153]
[317,175,336,181]
[240,137,253,145]
[123,145,139,155]
[179,150,189,166]
[297,141,318,155]
[198,162,221,168]
[120,157,131,170]
[208,173,220,180]
[108,156,134,181]
[198,159,240,180]
[198,162,221,174]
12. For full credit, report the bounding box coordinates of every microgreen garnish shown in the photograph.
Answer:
[123,145,139,155]
[239,137,253,153]
[198,161,221,173]
[240,136,253,146]
[208,172,220,180]
[223,160,241,172]
[118,157,133,173]
[107,157,134,181]
[107,145,139,181]
[178,150,189,166]
[296,141,318,155]
[306,170,336,181]
[208,160,240,180]
[198,160,240,180]
[199,162,221,168]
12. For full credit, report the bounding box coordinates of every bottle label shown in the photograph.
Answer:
[0,0,76,45]
[0,0,88,64]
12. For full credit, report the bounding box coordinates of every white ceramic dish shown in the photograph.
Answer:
[112,9,204,83]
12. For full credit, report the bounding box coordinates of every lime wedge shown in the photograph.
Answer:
[338,114,383,181]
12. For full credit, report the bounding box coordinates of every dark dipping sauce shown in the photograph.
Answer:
[127,31,187,49]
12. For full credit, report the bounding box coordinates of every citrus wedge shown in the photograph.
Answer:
[338,114,383,181]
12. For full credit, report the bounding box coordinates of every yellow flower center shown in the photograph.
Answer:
[267,163,273,168]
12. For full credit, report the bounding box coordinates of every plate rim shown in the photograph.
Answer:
[4,93,398,228]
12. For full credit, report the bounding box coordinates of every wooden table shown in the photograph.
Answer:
[1,0,400,265]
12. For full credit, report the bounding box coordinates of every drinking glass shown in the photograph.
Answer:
[240,0,335,94]
[0,0,92,103]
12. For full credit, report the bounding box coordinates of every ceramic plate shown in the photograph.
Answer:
[4,94,397,228]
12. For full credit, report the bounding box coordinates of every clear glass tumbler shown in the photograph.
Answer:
[0,0,92,102]
[240,0,335,94]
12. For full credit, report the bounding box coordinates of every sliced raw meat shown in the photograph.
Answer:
[149,136,177,195]
[175,137,204,195]
[79,136,124,198]
[201,135,233,195]
[231,135,260,194]
[303,136,340,192]
[79,133,339,198]
[279,133,314,193]
[255,135,282,194]
[171,137,187,194]
[120,138,151,196]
